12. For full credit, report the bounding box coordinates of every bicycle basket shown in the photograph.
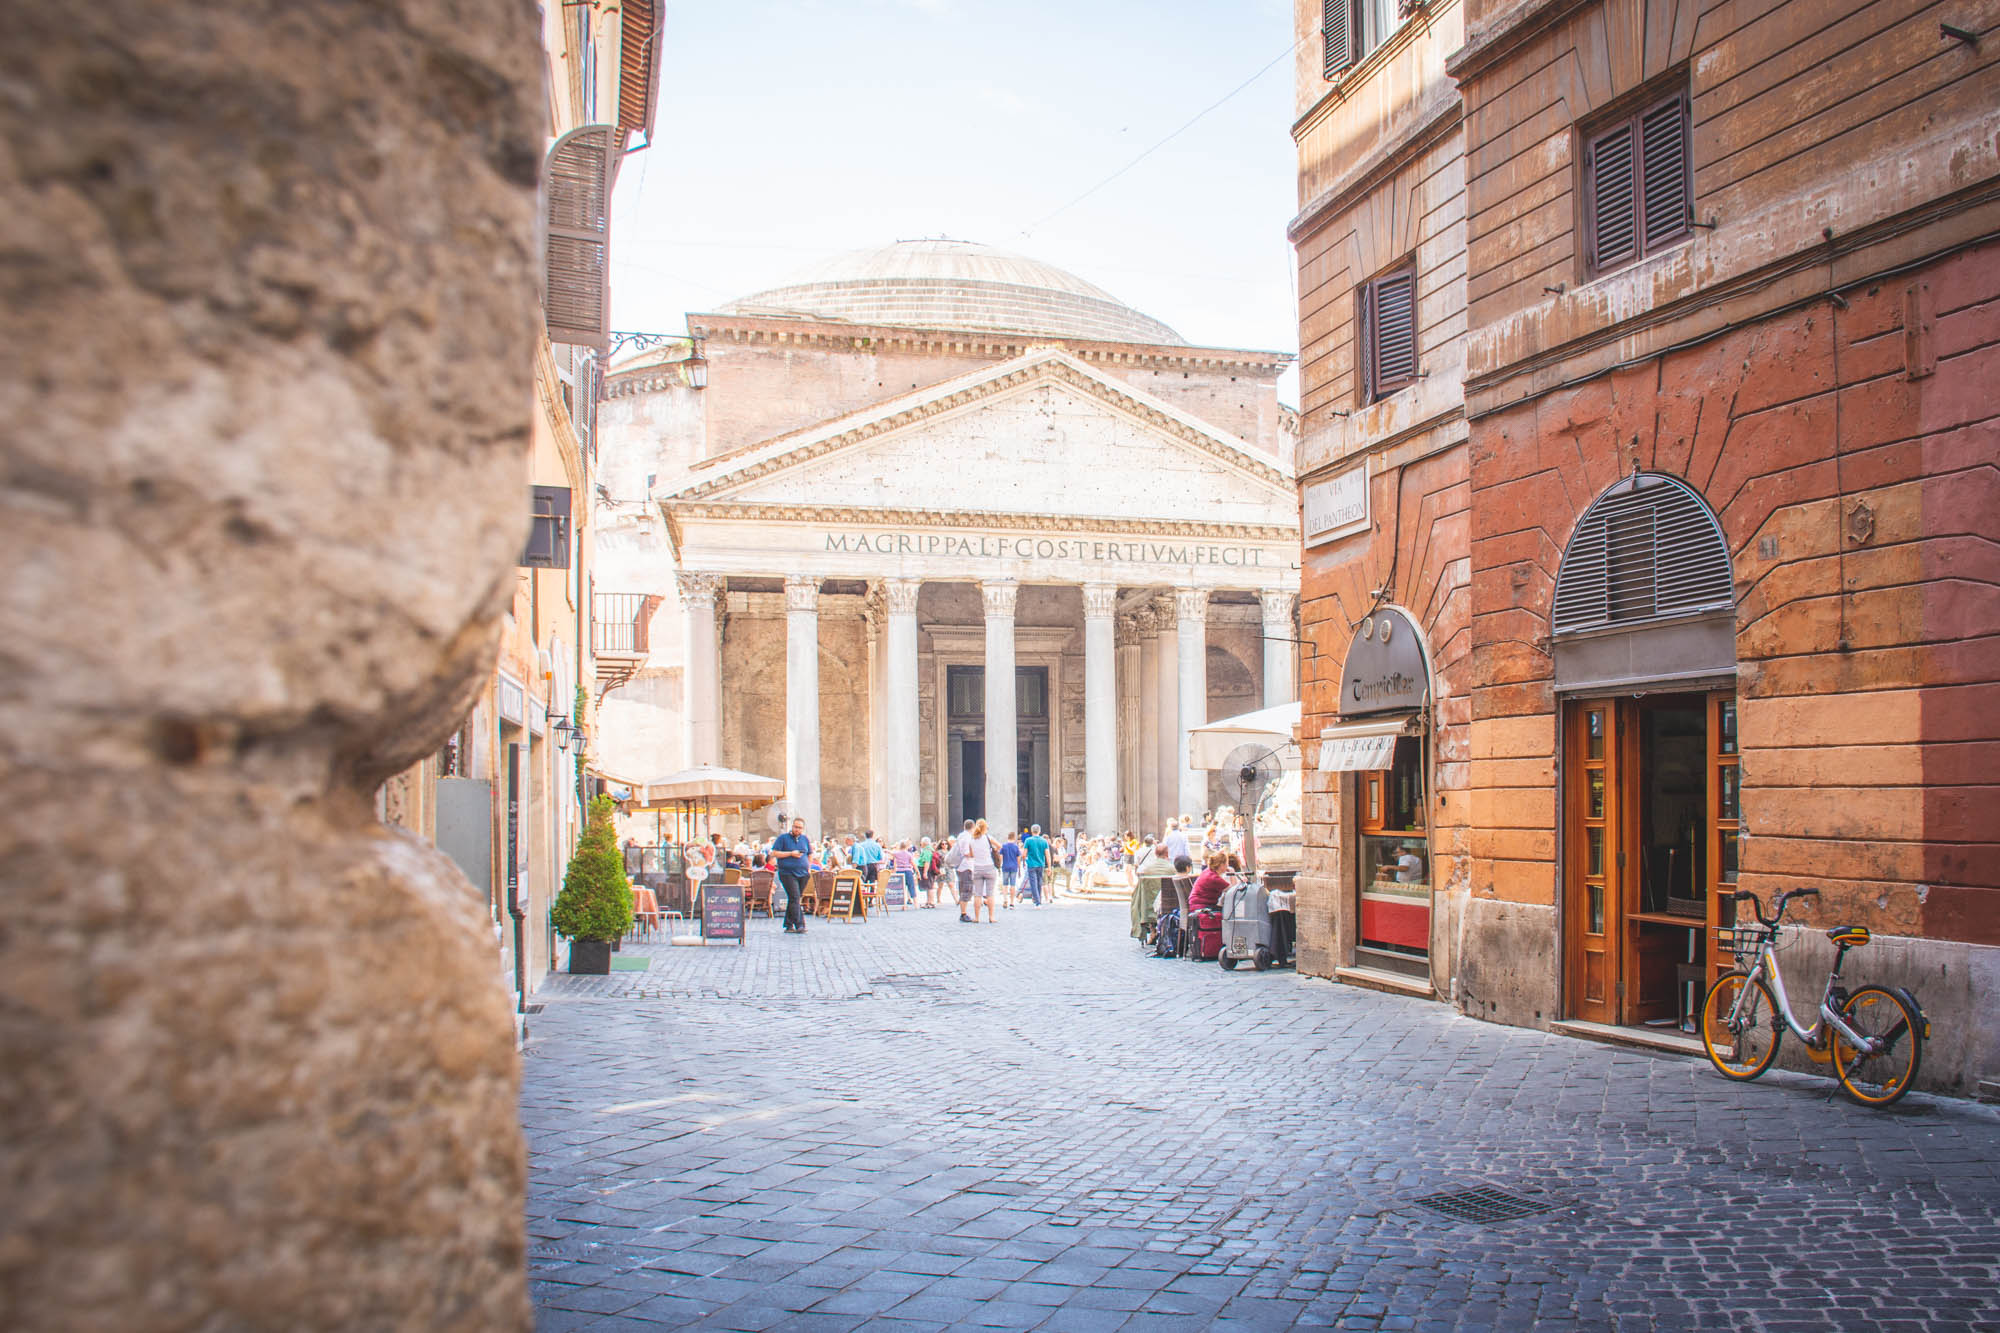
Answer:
[1716,926,1765,964]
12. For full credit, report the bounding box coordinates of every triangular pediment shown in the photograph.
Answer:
[668,350,1294,528]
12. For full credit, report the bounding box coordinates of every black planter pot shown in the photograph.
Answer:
[569,938,613,975]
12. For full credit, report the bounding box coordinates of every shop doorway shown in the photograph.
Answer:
[1563,691,1739,1030]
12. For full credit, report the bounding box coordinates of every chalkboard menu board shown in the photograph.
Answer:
[702,881,745,945]
[828,878,856,921]
[883,873,909,909]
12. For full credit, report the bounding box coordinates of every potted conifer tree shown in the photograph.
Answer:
[552,794,634,974]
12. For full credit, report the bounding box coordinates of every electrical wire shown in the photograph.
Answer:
[1021,36,1301,239]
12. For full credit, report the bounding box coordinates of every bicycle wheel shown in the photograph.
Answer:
[1701,971,1781,1080]
[1833,986,1923,1106]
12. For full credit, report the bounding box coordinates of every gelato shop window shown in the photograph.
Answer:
[1320,606,1434,982]
[1359,736,1429,966]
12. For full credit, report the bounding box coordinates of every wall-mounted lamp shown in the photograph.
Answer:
[551,715,575,751]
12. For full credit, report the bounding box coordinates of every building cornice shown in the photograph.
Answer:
[679,312,1292,374]
[1291,0,1448,141]
[1445,0,1594,84]
[674,353,1295,498]
[662,501,1297,545]
[1289,97,1463,245]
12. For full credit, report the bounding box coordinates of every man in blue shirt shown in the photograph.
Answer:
[852,829,883,889]
[771,816,813,934]
[1022,824,1050,907]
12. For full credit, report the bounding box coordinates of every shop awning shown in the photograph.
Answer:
[1187,700,1301,771]
[1317,716,1414,772]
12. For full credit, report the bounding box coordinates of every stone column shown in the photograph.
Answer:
[785,575,822,835]
[883,579,922,842]
[0,2,541,1326]
[1134,606,1160,831]
[1116,617,1142,832]
[1176,587,1210,820]
[1082,584,1118,836]
[676,571,722,767]
[864,584,886,833]
[1152,596,1179,825]
[982,580,1018,832]
[1260,588,1298,708]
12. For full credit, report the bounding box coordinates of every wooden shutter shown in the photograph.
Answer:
[574,351,601,463]
[522,485,573,570]
[1323,0,1352,78]
[1585,121,1637,272]
[1552,474,1733,635]
[1359,264,1418,403]
[1639,94,1692,250]
[545,124,616,351]
[617,0,662,138]
[1584,88,1692,275]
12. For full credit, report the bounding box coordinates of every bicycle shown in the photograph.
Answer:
[1699,887,1929,1106]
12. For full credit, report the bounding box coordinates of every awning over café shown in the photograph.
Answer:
[1316,716,1415,772]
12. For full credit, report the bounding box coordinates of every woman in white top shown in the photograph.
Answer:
[962,818,1001,924]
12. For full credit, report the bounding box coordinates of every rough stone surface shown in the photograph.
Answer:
[523,901,2000,1331]
[1,2,542,1327]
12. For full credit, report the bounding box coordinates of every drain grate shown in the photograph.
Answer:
[1412,1185,1554,1224]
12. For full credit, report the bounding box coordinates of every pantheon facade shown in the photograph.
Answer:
[592,240,1300,841]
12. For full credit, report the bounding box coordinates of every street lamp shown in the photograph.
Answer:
[551,715,575,751]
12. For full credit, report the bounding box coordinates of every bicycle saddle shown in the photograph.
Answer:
[1827,925,1870,946]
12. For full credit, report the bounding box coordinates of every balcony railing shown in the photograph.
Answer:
[593,592,656,656]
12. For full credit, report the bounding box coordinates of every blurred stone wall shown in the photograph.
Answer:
[0,1,541,1327]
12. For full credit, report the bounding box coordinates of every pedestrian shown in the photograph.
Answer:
[1163,817,1191,866]
[915,837,937,907]
[1022,824,1050,907]
[853,828,883,889]
[999,831,1022,907]
[961,818,1001,923]
[950,818,975,915]
[772,816,812,934]
[889,839,916,906]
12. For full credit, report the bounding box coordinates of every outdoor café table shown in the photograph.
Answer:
[630,886,660,936]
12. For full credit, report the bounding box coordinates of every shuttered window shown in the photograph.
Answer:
[1582,88,1692,277]
[1358,263,1419,402]
[522,485,573,570]
[1552,474,1733,636]
[545,124,616,351]
[1323,0,1352,78]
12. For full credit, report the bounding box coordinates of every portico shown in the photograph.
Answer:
[660,350,1298,841]
[594,239,1302,842]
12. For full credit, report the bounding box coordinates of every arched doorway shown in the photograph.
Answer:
[1552,474,1738,1031]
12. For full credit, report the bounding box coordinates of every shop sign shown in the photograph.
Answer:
[497,673,526,726]
[1318,724,1401,772]
[1303,465,1369,547]
[1341,608,1429,716]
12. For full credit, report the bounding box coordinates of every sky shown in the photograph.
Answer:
[609,0,1302,399]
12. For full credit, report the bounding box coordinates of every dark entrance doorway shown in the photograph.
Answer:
[946,664,1049,831]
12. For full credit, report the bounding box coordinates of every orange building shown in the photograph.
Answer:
[1292,0,1998,1096]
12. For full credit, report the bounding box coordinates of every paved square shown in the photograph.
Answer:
[523,900,2000,1330]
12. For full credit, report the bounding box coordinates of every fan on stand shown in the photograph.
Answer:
[765,799,798,836]
[1220,743,1284,875]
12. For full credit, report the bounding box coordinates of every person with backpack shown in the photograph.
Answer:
[999,831,1023,908]
[1021,824,1049,907]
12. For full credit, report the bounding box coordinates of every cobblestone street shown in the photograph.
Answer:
[523,901,2000,1332]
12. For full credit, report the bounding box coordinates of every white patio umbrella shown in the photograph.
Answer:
[1186,700,1302,771]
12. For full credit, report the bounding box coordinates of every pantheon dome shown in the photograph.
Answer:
[721,238,1186,346]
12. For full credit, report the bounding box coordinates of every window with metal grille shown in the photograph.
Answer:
[1581,86,1692,277]
[544,124,616,350]
[1552,474,1733,635]
[1358,262,1419,402]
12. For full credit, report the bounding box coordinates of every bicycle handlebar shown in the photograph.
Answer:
[1730,887,1820,929]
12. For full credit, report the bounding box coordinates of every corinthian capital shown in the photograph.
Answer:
[981,579,1018,619]
[784,575,820,614]
[675,570,722,610]
[883,578,922,617]
[1081,583,1118,620]
[1259,588,1296,631]
[1173,587,1209,625]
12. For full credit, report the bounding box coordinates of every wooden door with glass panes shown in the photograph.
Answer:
[1564,701,1625,1024]
[1705,693,1740,988]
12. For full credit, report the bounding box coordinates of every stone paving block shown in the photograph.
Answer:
[524,903,2000,1332]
